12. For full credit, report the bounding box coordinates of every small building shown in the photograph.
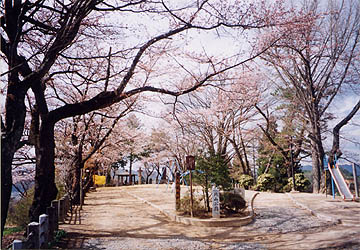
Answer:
[115,169,136,186]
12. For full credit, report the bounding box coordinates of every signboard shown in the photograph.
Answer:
[186,155,195,170]
[212,187,220,218]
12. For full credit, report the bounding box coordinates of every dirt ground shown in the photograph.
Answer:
[58,185,360,249]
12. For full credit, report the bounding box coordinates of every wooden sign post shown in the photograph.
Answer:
[175,172,181,211]
[138,168,143,185]
[186,155,195,217]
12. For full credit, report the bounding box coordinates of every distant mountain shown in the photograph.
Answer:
[339,164,360,175]
[301,164,360,177]
[301,165,312,171]
[11,181,34,200]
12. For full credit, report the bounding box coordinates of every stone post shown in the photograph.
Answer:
[46,206,56,241]
[27,222,39,249]
[64,194,70,215]
[59,198,66,223]
[12,240,23,250]
[39,214,49,248]
[51,200,59,231]
[212,186,220,219]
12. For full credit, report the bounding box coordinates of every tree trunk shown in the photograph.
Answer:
[129,154,133,185]
[205,175,210,212]
[311,142,321,193]
[239,130,251,175]
[29,120,58,222]
[1,86,27,238]
[71,148,83,205]
[1,145,15,238]
[329,99,360,164]
[310,125,325,193]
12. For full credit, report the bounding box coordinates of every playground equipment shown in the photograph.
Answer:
[325,156,355,201]
[157,159,204,189]
[156,160,184,188]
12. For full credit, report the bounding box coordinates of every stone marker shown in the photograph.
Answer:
[212,186,220,218]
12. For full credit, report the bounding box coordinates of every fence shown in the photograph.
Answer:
[11,194,70,250]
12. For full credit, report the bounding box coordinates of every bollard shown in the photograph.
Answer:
[63,195,69,219]
[46,206,56,241]
[12,240,23,250]
[39,214,49,248]
[27,222,40,249]
[59,198,66,223]
[65,194,70,215]
[51,200,59,230]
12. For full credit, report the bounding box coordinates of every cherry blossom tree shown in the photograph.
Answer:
[165,69,264,174]
[1,0,302,233]
[55,101,135,203]
[257,0,360,192]
[115,114,149,184]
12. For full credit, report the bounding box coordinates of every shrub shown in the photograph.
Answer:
[284,173,311,192]
[236,174,254,189]
[255,173,277,191]
[7,188,34,229]
[220,191,246,213]
[178,193,205,217]
[8,181,66,229]
[56,181,66,200]
[3,226,23,236]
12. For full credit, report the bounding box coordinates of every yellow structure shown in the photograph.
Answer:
[93,175,106,186]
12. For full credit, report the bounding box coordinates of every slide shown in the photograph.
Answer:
[328,163,354,200]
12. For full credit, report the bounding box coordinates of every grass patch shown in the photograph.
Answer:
[48,230,67,248]
[3,227,23,236]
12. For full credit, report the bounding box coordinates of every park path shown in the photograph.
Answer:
[60,185,360,249]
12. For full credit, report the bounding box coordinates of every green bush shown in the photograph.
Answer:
[8,181,66,229]
[48,229,67,248]
[236,174,254,189]
[3,226,23,236]
[7,189,34,229]
[284,173,311,192]
[220,191,246,213]
[255,173,277,191]
[56,181,66,200]
[178,193,205,217]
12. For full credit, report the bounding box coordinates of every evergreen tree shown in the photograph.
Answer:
[193,153,232,211]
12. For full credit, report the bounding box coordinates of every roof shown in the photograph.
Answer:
[115,169,137,176]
